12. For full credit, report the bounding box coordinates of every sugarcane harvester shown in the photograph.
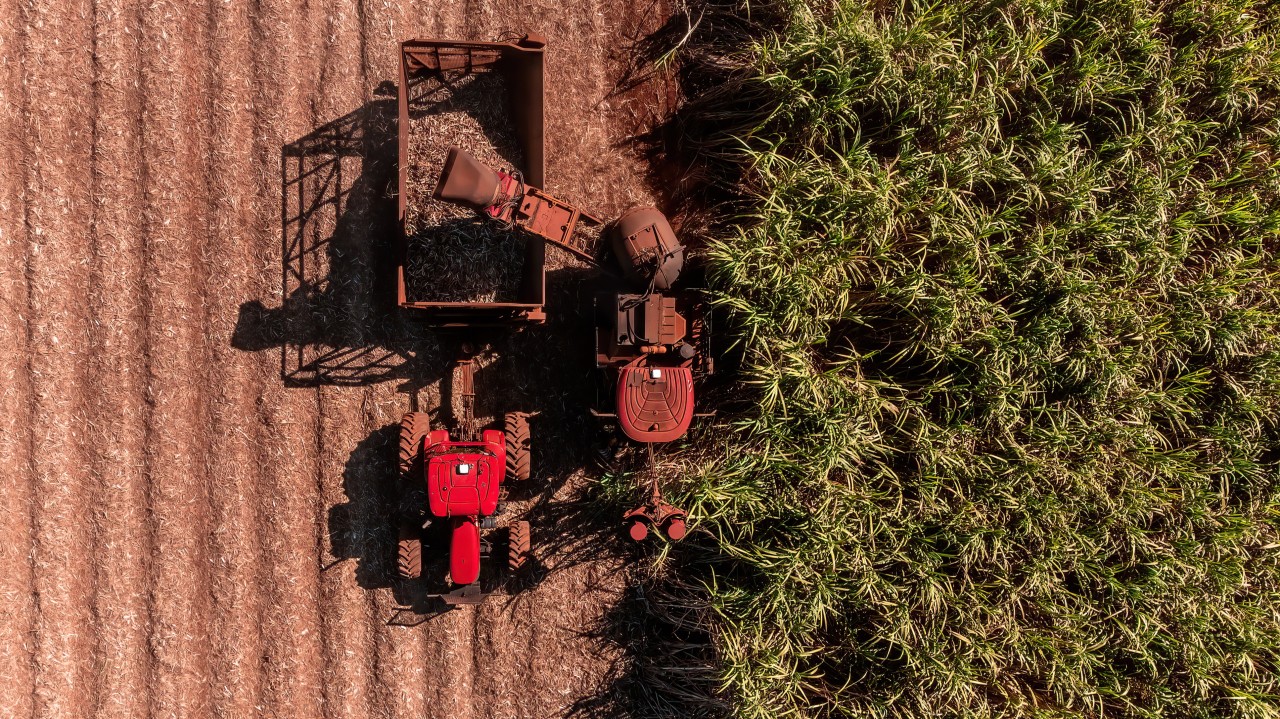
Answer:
[434,147,714,542]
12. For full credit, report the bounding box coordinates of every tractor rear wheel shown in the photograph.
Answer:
[504,412,531,482]
[508,520,530,571]
[397,526,422,579]
[399,412,430,480]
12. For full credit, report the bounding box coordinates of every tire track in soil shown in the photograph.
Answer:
[248,2,324,717]
[0,0,35,715]
[86,1,154,717]
[203,1,266,717]
[138,2,215,717]
[20,0,99,716]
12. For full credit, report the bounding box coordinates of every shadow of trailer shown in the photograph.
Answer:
[396,34,549,329]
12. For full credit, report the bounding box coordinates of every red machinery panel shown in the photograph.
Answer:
[617,362,694,442]
[425,430,505,517]
[449,518,482,585]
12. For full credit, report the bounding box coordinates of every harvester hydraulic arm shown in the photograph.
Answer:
[433,147,604,264]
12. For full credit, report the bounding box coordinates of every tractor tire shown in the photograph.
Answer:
[398,526,422,579]
[504,412,531,482]
[508,520,530,571]
[399,412,430,480]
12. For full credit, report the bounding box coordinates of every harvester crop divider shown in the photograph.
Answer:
[622,445,688,542]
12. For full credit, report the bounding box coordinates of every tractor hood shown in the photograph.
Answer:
[449,517,482,586]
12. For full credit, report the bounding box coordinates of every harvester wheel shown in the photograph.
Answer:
[399,412,430,480]
[508,520,530,571]
[397,526,422,579]
[504,412,531,482]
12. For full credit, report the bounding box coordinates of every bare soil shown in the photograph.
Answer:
[0,1,675,718]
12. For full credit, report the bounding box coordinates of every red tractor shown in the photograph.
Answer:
[434,147,714,542]
[396,353,533,605]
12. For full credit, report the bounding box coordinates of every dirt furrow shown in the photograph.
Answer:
[138,1,215,717]
[202,1,268,717]
[353,5,452,719]
[304,2,385,718]
[85,1,154,717]
[360,0,406,87]
[414,610,476,719]
[248,2,324,716]
[19,0,99,716]
[0,0,36,715]
[316,402,378,719]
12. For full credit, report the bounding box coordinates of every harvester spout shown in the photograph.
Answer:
[434,147,504,209]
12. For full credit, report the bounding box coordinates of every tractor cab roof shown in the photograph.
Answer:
[424,429,505,517]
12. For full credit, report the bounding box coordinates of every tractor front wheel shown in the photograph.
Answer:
[399,412,430,480]
[397,525,422,579]
[504,412,531,482]
[508,520,530,571]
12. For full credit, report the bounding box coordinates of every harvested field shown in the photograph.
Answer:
[0,1,674,718]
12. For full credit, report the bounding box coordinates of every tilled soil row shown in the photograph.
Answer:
[22,2,98,718]
[0,1,671,717]
[0,0,36,715]
[87,1,152,718]
[205,1,268,717]
[137,2,218,716]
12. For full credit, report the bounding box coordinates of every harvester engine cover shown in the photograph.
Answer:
[616,294,687,348]
[610,207,684,290]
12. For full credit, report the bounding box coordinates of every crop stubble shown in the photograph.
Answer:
[0,0,36,716]
[86,0,152,717]
[1,0,670,717]
[22,1,98,718]
[204,0,269,717]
